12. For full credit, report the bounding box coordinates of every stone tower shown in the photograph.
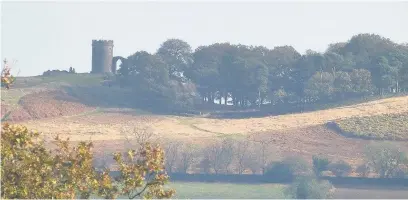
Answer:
[91,40,114,73]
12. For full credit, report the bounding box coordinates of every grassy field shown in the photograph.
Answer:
[165,182,408,199]
[89,182,408,199]
[169,182,408,199]
[335,112,408,140]
[1,74,103,106]
[89,182,286,199]
[13,73,103,88]
[168,182,287,199]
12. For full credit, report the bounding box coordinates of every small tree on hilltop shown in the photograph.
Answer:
[1,58,16,90]
[1,58,17,121]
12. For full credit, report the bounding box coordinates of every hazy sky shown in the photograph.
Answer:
[2,1,408,76]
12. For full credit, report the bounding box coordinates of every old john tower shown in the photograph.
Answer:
[91,40,114,73]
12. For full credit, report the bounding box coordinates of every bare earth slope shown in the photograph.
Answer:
[1,74,101,121]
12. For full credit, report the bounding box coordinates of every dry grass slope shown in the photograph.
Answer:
[18,95,408,143]
[335,112,408,140]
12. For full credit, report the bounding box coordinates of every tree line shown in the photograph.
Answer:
[116,33,408,113]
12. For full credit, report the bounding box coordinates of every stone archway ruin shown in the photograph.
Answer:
[111,56,127,74]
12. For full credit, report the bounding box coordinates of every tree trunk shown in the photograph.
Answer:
[210,92,214,104]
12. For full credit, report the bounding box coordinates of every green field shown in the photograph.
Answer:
[89,182,286,199]
[89,181,408,199]
[169,182,408,199]
[335,112,408,140]
[168,182,287,199]
[13,73,104,88]
[1,74,104,105]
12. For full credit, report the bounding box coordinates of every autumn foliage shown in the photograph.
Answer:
[0,123,175,199]
[1,59,174,199]
[1,59,16,90]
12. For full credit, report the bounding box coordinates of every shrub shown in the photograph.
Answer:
[329,160,352,177]
[265,161,295,181]
[286,176,335,199]
[265,156,310,181]
[394,168,407,178]
[364,142,408,178]
[312,155,330,176]
[1,59,16,90]
[356,163,371,177]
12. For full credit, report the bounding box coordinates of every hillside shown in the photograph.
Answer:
[334,113,408,140]
[1,74,120,121]
[15,95,408,141]
[2,74,408,167]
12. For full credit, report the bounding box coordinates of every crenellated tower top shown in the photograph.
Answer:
[92,40,114,46]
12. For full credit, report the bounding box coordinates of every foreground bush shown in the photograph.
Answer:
[265,156,309,181]
[0,123,175,199]
[328,160,352,177]
[285,176,335,199]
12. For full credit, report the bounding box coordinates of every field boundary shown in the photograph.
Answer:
[107,171,408,187]
[161,173,408,187]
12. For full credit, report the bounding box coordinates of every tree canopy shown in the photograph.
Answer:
[115,34,408,114]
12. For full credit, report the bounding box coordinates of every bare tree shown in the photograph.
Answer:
[120,117,163,148]
[164,141,181,173]
[249,133,275,175]
[198,157,212,174]
[220,138,235,173]
[244,150,262,174]
[206,138,235,174]
[234,136,251,174]
[121,126,158,148]
[205,142,223,174]
[176,143,197,173]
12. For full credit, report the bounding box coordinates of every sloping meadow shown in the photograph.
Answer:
[334,112,408,140]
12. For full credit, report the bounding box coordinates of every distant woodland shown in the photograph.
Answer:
[115,33,408,113]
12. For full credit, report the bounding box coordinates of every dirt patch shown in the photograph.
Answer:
[1,104,32,121]
[1,90,93,121]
